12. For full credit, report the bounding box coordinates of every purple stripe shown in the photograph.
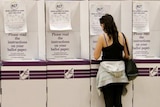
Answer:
[47,73,90,76]
[30,77,47,79]
[1,73,46,76]
[47,75,64,78]
[47,70,66,72]
[1,77,47,80]
[91,60,101,64]
[90,69,98,71]
[91,69,98,77]
[1,74,46,77]
[1,71,47,75]
[47,73,90,75]
[2,60,46,66]
[30,76,47,79]
[47,75,90,79]
[1,70,46,80]
[1,71,19,73]
[47,70,91,78]
[1,74,19,76]
[138,74,149,76]
[1,70,46,72]
[134,59,160,63]
[91,70,98,75]
[90,72,97,75]
[47,70,90,72]
[91,59,160,64]
[47,60,90,65]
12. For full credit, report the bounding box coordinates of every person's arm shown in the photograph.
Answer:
[94,35,103,60]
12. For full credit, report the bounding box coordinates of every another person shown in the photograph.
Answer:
[94,14,130,107]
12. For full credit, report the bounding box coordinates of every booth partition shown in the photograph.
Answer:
[0,0,160,107]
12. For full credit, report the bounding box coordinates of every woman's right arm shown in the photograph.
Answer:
[94,35,103,60]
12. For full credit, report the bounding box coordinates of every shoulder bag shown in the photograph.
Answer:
[122,33,138,81]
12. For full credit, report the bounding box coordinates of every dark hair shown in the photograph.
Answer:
[99,14,118,41]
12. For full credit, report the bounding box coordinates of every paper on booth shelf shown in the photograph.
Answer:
[3,59,41,62]
[47,58,85,61]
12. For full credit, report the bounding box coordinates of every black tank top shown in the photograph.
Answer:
[102,35,124,61]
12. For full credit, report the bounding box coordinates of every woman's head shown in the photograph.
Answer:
[99,14,118,37]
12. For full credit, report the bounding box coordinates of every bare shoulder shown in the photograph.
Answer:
[118,32,125,45]
[118,32,123,38]
[98,34,104,40]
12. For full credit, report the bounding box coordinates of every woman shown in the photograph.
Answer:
[94,14,129,107]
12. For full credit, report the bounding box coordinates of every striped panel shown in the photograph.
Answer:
[1,61,47,80]
[47,60,90,79]
[1,70,46,80]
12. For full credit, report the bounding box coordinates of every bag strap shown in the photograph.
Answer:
[103,33,108,46]
[122,32,130,55]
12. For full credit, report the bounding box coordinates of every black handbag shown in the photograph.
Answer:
[122,33,138,81]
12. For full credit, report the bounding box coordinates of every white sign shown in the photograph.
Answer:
[49,2,72,31]
[133,32,151,58]
[47,32,80,59]
[3,0,27,33]
[90,4,110,35]
[133,2,149,32]
[6,33,29,59]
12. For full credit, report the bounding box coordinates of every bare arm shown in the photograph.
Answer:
[94,35,103,60]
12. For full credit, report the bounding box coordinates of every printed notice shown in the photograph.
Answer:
[133,32,151,58]
[6,33,29,59]
[133,2,149,32]
[90,4,110,35]
[3,0,27,33]
[49,2,72,31]
[48,32,72,59]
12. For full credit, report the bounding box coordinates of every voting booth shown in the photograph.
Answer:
[89,0,133,107]
[133,1,160,107]
[45,1,90,107]
[134,60,160,107]
[0,0,45,61]
[0,0,46,107]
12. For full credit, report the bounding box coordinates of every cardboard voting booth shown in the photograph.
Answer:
[0,1,46,107]
[134,59,160,107]
[0,0,45,61]
[45,1,90,107]
[89,1,133,107]
[45,0,89,60]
